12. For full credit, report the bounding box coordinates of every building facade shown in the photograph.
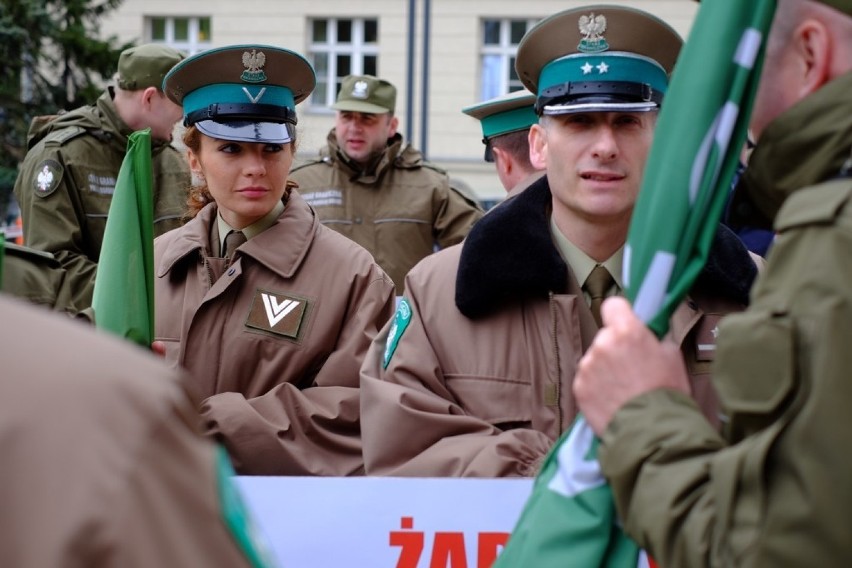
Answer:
[102,0,699,205]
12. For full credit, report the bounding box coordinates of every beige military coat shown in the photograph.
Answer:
[154,190,395,475]
[0,294,258,568]
[361,177,759,477]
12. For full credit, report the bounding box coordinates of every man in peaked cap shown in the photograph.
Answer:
[462,90,543,199]
[575,0,852,564]
[289,74,483,294]
[358,6,759,477]
[14,43,189,312]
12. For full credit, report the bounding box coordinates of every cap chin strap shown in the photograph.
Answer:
[536,80,663,115]
[185,103,295,127]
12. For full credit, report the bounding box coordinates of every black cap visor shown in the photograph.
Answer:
[483,139,495,163]
[195,120,294,144]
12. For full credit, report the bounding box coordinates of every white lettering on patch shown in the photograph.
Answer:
[302,189,344,208]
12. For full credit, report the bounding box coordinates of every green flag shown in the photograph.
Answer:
[494,417,647,568]
[627,0,775,336]
[496,1,775,566]
[91,129,155,347]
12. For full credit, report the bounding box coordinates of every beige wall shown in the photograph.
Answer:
[102,0,698,203]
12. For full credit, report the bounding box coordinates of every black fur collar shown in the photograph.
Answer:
[455,176,757,319]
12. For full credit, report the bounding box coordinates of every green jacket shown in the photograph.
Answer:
[290,131,483,293]
[2,243,78,314]
[13,89,189,310]
[600,71,852,566]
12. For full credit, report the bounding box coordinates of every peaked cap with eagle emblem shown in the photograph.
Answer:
[516,5,683,115]
[163,44,316,144]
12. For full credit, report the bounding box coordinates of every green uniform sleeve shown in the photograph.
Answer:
[599,182,852,566]
[14,140,99,309]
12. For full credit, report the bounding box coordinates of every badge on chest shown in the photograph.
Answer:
[245,289,309,339]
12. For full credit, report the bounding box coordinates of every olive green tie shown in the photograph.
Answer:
[223,230,247,259]
[585,265,615,327]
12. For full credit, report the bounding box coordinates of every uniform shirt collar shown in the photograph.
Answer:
[216,200,285,254]
[549,215,624,298]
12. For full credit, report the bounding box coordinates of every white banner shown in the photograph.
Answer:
[236,476,533,568]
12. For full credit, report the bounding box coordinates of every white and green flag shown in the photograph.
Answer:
[627,0,775,337]
[495,1,776,566]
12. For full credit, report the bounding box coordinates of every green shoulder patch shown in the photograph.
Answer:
[383,297,413,369]
[215,446,277,568]
[32,159,64,198]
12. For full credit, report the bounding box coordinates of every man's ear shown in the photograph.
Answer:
[139,86,159,110]
[528,124,547,170]
[492,146,512,177]
[387,115,399,138]
[792,18,832,98]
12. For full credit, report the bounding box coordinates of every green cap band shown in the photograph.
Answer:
[538,52,669,98]
[480,105,539,139]
[183,84,296,119]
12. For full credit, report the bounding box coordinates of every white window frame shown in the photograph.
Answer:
[480,18,539,100]
[147,16,212,56]
[307,17,379,109]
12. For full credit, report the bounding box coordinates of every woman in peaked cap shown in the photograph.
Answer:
[154,45,395,475]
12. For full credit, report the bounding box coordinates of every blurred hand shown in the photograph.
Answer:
[151,340,166,358]
[574,297,690,435]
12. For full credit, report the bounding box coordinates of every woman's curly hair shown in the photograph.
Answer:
[182,125,298,220]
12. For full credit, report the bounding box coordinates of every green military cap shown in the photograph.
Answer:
[462,90,537,162]
[163,44,315,144]
[117,44,185,91]
[332,75,396,114]
[516,5,683,116]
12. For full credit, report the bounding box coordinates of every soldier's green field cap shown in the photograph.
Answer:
[162,44,315,144]
[516,5,683,116]
[117,44,185,91]
[463,90,537,162]
[332,75,396,114]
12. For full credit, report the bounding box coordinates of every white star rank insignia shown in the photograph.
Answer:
[596,62,609,74]
[581,62,594,75]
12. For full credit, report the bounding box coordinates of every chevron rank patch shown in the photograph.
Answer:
[245,289,308,339]
[33,159,63,197]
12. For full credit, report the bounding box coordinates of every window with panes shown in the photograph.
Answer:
[480,18,539,100]
[148,16,211,55]
[308,18,379,108]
